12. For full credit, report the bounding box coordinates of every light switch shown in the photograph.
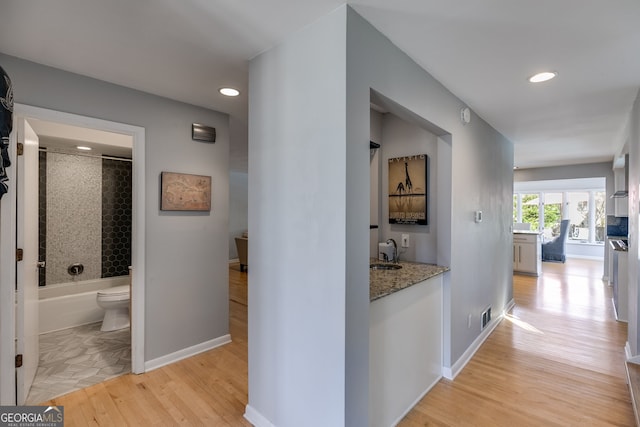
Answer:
[401,234,410,248]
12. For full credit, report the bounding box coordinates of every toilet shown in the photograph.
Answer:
[96,285,130,331]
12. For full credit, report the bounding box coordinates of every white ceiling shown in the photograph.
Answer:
[28,118,133,159]
[1,0,639,171]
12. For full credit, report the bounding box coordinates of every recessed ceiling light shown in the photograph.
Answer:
[528,71,558,83]
[77,146,92,151]
[219,87,240,97]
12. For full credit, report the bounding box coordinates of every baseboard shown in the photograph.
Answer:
[625,352,640,427]
[229,258,240,264]
[566,255,604,261]
[625,342,640,364]
[244,405,275,427]
[390,375,442,426]
[442,299,514,380]
[504,298,516,313]
[144,334,231,372]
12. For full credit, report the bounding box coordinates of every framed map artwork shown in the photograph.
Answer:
[161,172,211,211]
[388,154,428,225]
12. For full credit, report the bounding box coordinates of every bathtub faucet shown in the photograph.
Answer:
[67,263,84,276]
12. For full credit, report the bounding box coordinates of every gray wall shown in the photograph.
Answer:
[346,6,513,379]
[627,90,640,357]
[378,113,439,264]
[370,110,382,258]
[248,8,348,426]
[1,53,230,362]
[248,6,514,426]
[229,170,248,259]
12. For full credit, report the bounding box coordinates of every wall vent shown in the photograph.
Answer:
[481,306,492,330]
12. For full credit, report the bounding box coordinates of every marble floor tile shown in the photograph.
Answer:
[25,322,131,405]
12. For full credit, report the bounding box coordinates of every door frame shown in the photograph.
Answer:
[0,105,146,404]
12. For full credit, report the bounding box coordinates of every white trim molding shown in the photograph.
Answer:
[145,335,231,372]
[0,104,146,404]
[244,405,276,427]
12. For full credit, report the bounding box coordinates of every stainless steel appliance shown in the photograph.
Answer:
[609,238,628,322]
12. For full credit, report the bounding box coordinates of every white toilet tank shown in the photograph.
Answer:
[97,284,130,301]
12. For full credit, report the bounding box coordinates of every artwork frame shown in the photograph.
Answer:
[388,154,428,225]
[160,171,211,211]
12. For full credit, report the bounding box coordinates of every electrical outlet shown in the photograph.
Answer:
[401,234,410,248]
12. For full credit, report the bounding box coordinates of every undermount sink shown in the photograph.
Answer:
[370,263,402,270]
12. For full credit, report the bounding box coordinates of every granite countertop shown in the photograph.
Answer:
[370,258,449,302]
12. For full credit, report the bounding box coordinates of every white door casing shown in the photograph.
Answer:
[0,105,146,404]
[15,118,39,404]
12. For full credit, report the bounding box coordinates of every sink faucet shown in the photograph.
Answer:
[386,238,398,263]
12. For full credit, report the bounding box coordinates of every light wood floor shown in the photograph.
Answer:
[45,260,634,426]
[44,263,251,426]
[400,259,634,426]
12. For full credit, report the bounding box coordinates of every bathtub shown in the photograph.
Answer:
[39,276,129,334]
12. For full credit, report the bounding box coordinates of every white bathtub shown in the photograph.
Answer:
[39,276,129,334]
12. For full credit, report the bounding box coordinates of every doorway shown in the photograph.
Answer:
[29,117,132,403]
[0,105,146,405]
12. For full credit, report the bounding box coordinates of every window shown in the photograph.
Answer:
[567,192,589,242]
[542,193,562,241]
[595,191,605,243]
[513,189,604,245]
[521,193,540,231]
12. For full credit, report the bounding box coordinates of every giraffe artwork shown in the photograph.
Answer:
[388,154,428,225]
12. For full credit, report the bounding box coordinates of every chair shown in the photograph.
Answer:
[542,219,569,262]
[235,236,248,272]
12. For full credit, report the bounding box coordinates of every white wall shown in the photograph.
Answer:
[229,170,248,259]
[0,53,230,362]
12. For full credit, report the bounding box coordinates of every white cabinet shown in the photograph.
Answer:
[612,248,628,322]
[513,232,541,276]
[369,275,443,427]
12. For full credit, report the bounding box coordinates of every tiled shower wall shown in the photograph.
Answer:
[38,152,132,286]
[101,159,132,278]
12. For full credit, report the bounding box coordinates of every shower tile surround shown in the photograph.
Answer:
[46,152,102,284]
[38,150,132,285]
[102,158,132,278]
[26,322,131,404]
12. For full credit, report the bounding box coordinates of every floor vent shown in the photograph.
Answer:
[481,306,492,330]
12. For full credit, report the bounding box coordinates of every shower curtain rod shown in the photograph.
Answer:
[38,147,132,162]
